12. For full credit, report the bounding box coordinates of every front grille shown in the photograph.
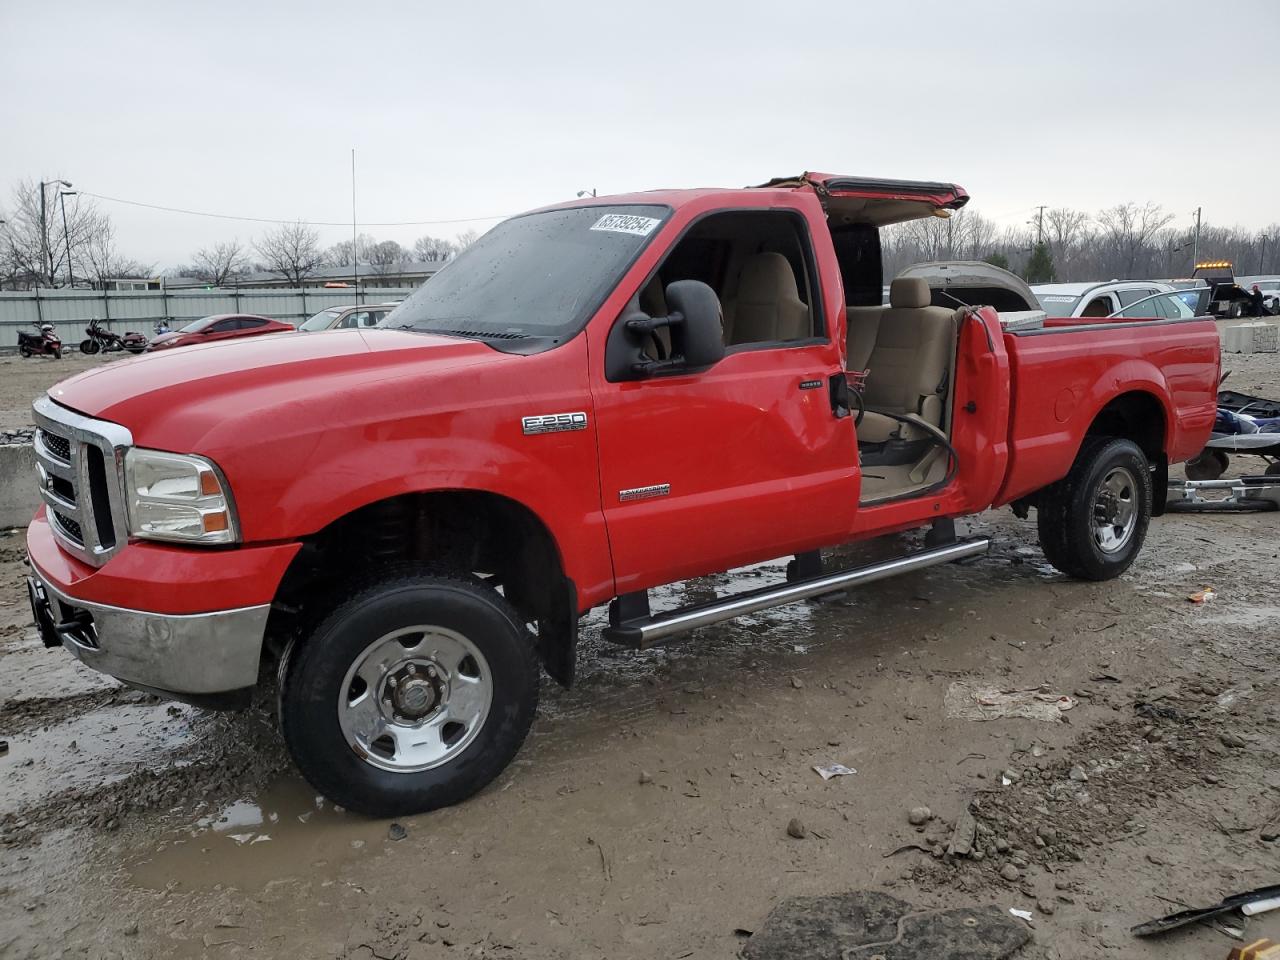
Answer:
[32,396,133,567]
[52,511,84,545]
[39,429,72,463]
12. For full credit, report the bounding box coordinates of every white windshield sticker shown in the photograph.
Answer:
[1039,295,1077,302]
[590,214,661,237]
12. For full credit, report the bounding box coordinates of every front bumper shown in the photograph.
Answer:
[27,566,269,698]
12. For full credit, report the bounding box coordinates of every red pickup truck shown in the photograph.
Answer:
[25,173,1219,815]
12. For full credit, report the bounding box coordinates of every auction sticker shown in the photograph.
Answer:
[590,214,661,236]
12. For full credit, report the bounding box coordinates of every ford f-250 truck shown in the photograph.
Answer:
[25,173,1220,816]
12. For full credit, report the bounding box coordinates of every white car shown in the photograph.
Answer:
[1032,280,1174,320]
[298,302,401,332]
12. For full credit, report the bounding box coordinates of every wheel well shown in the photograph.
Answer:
[1085,391,1166,462]
[266,491,578,686]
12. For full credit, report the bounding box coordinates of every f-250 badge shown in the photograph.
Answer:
[521,411,588,436]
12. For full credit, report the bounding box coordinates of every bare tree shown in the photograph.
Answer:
[453,228,481,250]
[80,219,153,285]
[413,235,456,262]
[367,239,408,274]
[324,232,376,267]
[190,240,248,286]
[1097,202,1175,278]
[254,221,324,287]
[0,179,116,288]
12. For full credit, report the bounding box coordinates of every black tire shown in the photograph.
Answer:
[279,569,538,817]
[52,347,61,360]
[1036,437,1152,581]
[1266,461,1280,477]
[19,345,31,358]
[1185,449,1228,481]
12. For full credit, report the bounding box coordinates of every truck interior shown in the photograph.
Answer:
[634,177,979,507]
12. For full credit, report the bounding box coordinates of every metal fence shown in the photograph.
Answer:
[0,286,416,350]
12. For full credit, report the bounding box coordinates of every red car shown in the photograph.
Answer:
[146,313,294,351]
[26,171,1219,817]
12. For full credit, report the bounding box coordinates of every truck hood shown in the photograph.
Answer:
[49,328,504,439]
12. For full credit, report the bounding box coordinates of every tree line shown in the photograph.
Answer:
[883,203,1280,285]
[0,178,480,290]
[5,176,1278,291]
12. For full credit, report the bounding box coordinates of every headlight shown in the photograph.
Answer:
[124,448,239,544]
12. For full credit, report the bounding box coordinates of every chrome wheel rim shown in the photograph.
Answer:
[338,625,492,773]
[1092,466,1138,554]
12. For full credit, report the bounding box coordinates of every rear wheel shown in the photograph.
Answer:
[19,345,31,358]
[1037,437,1152,581]
[279,570,539,816]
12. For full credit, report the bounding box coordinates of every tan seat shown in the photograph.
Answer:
[845,305,883,371]
[858,277,956,444]
[723,253,810,345]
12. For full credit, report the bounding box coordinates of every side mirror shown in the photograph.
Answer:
[664,280,725,369]
[607,279,725,380]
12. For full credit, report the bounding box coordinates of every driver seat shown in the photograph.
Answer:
[723,253,810,345]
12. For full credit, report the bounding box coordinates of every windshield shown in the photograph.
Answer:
[300,307,344,332]
[382,204,669,341]
[1036,294,1082,318]
[177,316,216,334]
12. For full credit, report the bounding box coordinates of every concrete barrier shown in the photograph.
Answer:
[0,443,38,528]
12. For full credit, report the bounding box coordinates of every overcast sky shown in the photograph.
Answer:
[3,0,1278,269]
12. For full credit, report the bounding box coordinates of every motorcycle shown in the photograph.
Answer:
[18,322,63,360]
[79,317,148,355]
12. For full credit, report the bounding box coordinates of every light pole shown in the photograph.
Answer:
[38,179,72,286]
[59,190,77,288]
[576,188,596,198]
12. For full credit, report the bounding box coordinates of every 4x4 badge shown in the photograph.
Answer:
[521,411,588,436]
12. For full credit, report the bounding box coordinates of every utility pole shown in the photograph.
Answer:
[1191,206,1201,272]
[1034,205,1045,246]
[37,178,72,287]
[351,148,359,303]
[59,190,75,288]
[1260,234,1270,275]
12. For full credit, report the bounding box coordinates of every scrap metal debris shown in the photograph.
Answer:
[1131,884,1280,937]
[741,891,1030,960]
[812,763,856,781]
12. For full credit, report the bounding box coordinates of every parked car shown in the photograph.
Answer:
[1033,280,1174,323]
[1106,290,1201,320]
[146,314,294,351]
[26,171,1220,817]
[297,303,400,333]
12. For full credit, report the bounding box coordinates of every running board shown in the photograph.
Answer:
[602,537,989,649]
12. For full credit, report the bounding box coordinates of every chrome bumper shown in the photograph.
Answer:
[28,565,269,696]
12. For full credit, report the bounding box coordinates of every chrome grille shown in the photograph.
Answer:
[52,511,84,545]
[32,395,133,567]
[38,430,72,463]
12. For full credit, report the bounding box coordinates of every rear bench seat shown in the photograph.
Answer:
[847,277,956,451]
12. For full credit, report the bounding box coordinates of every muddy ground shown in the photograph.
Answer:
[1,335,1278,960]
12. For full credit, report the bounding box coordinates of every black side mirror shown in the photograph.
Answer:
[665,280,725,369]
[606,279,725,380]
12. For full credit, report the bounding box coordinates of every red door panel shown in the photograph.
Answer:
[592,343,859,593]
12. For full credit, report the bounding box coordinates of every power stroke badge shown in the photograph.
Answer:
[521,411,588,436]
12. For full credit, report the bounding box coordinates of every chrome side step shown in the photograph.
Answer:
[602,537,989,649]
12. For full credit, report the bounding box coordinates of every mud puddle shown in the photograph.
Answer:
[0,701,195,816]
[127,777,390,893]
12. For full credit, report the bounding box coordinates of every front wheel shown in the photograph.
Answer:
[279,570,539,816]
[1036,437,1152,581]
[52,347,61,360]
[81,338,101,355]
[19,345,31,358]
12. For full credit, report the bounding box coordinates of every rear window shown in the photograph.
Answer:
[1037,294,1081,317]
